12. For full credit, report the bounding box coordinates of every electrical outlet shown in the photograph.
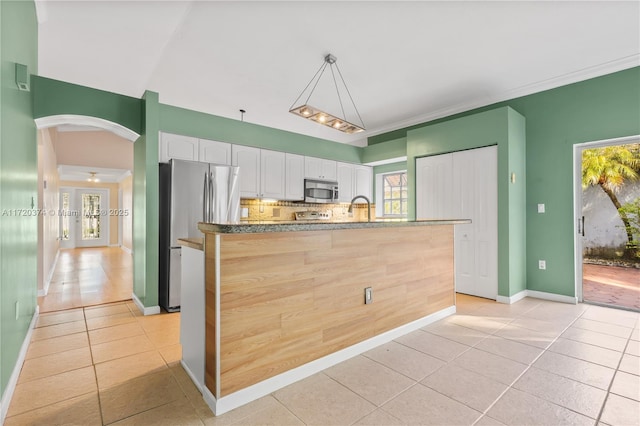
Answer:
[538,260,546,270]
[15,301,19,320]
[537,204,545,213]
[364,287,373,304]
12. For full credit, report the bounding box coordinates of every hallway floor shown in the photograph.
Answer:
[38,247,133,313]
[583,264,640,312]
[5,295,639,425]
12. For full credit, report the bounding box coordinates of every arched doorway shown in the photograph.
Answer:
[35,115,139,311]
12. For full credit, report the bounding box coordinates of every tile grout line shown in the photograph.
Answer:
[593,322,637,425]
[83,306,106,426]
[470,308,587,425]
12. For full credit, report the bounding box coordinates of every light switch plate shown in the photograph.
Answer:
[538,260,546,270]
[537,204,545,213]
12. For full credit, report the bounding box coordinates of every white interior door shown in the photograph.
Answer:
[76,189,109,248]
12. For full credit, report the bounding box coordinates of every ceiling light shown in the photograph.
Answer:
[289,54,365,134]
[87,172,100,183]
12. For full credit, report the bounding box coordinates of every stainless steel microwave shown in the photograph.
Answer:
[304,179,339,203]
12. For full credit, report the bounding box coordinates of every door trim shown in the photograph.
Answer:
[573,134,640,303]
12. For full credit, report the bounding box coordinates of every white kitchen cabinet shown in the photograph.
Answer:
[285,153,305,201]
[336,162,354,202]
[159,133,199,163]
[416,146,497,300]
[199,139,231,165]
[354,165,373,202]
[260,149,286,199]
[232,145,261,198]
[304,156,337,181]
[232,146,287,199]
[160,133,231,165]
[337,163,372,203]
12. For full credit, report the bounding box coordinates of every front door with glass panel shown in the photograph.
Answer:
[60,188,110,248]
[77,189,109,247]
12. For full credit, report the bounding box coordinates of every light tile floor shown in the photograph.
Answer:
[38,248,133,313]
[6,295,640,425]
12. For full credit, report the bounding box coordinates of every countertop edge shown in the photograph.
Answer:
[198,219,471,234]
[177,237,205,251]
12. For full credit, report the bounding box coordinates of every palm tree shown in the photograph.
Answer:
[582,143,640,256]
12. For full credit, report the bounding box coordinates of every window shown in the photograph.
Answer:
[382,172,407,216]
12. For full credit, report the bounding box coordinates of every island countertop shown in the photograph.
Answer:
[198,219,471,234]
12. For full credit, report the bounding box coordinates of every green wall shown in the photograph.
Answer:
[32,76,142,134]
[407,107,527,298]
[132,92,160,308]
[0,0,38,399]
[369,67,640,298]
[159,104,362,163]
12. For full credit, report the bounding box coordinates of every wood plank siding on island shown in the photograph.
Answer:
[197,220,468,414]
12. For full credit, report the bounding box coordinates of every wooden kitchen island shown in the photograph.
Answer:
[196,220,469,415]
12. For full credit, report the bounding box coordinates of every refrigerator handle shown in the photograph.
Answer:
[203,172,209,223]
[209,171,215,223]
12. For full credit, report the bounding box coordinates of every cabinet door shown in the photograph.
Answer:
[336,162,354,203]
[260,149,286,200]
[321,160,337,181]
[304,156,322,179]
[354,166,372,201]
[160,133,198,163]
[304,157,337,180]
[199,139,231,165]
[285,153,305,201]
[232,145,261,198]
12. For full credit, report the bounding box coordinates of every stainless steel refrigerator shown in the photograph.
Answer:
[159,159,240,312]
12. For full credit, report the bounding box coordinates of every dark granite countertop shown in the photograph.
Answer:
[198,219,471,234]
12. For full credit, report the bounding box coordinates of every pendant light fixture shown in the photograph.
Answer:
[289,54,365,134]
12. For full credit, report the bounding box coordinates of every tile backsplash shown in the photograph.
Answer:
[240,199,375,222]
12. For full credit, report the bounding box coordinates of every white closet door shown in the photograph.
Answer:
[452,149,477,296]
[472,146,498,299]
[416,153,453,219]
[416,146,497,300]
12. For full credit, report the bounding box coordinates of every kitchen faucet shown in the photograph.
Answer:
[348,195,371,222]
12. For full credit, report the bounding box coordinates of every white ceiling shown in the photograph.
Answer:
[36,1,640,146]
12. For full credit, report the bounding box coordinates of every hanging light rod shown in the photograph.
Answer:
[289,53,365,134]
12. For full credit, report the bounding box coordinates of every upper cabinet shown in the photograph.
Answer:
[159,132,231,165]
[336,162,354,203]
[199,139,232,165]
[285,153,305,201]
[336,162,372,203]
[232,146,286,199]
[159,133,198,163]
[232,145,261,198]
[354,165,373,202]
[304,157,337,181]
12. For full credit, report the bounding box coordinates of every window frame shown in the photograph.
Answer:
[376,170,408,218]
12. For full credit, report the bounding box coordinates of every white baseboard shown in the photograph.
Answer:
[202,305,456,416]
[181,360,203,394]
[38,249,60,297]
[131,293,161,316]
[120,246,132,255]
[497,289,577,305]
[0,305,40,424]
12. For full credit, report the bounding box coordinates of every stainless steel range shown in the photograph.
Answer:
[294,211,332,221]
